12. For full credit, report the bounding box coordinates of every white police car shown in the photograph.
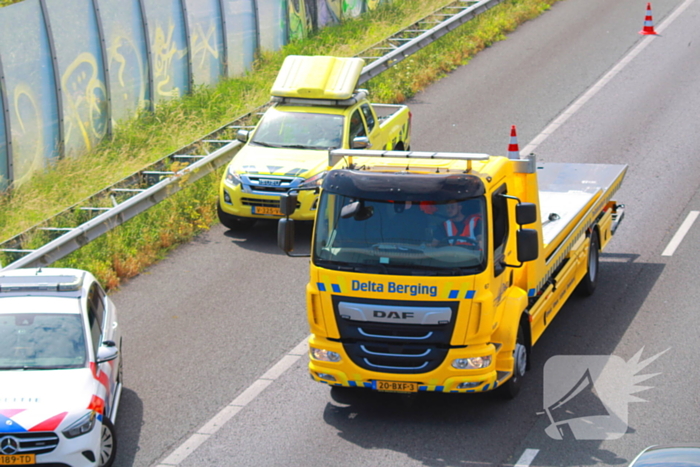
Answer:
[0,268,122,467]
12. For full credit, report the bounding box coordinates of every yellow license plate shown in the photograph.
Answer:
[252,206,282,216]
[0,454,35,465]
[374,380,418,393]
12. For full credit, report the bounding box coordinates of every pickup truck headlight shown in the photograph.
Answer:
[62,412,97,438]
[452,355,492,370]
[224,167,242,187]
[300,171,327,188]
[310,347,342,362]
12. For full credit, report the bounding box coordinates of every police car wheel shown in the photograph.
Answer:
[99,418,117,467]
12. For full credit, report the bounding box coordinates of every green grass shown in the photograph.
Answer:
[0,0,560,289]
[0,0,22,7]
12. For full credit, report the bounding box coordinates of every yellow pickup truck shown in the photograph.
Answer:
[218,55,412,230]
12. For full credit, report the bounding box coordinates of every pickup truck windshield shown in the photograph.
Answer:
[314,194,487,275]
[251,110,344,150]
[0,313,87,369]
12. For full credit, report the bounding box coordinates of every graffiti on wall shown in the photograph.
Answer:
[61,52,108,155]
[11,82,45,186]
[152,22,188,99]
[107,34,149,120]
[190,21,221,84]
[0,0,390,189]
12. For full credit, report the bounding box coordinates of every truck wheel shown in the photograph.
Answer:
[217,202,256,231]
[578,230,599,296]
[499,326,527,399]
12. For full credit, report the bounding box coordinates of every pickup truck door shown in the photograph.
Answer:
[360,103,385,148]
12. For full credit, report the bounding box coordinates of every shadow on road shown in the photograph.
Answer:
[221,219,313,256]
[321,254,665,467]
[113,387,144,467]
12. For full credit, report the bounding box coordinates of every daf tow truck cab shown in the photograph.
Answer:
[278,148,626,398]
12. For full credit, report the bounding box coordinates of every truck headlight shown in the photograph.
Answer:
[224,167,242,187]
[452,355,492,370]
[300,171,327,188]
[310,347,342,362]
[62,412,97,439]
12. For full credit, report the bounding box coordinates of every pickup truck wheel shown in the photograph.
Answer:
[99,418,117,467]
[578,230,600,296]
[218,202,256,231]
[499,326,527,400]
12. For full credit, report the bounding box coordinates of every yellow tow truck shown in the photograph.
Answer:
[218,55,411,230]
[278,147,626,398]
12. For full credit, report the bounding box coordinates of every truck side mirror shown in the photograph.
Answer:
[237,129,250,143]
[517,229,539,263]
[278,218,295,253]
[279,193,298,216]
[516,203,537,225]
[352,136,371,149]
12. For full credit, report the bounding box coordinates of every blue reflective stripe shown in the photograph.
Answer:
[331,284,341,293]
[348,381,357,387]
[418,386,427,391]
[363,382,372,388]
[435,386,444,392]
[528,288,536,297]
[317,282,326,291]
[449,290,459,299]
[465,290,475,299]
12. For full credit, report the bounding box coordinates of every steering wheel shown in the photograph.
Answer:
[439,236,479,248]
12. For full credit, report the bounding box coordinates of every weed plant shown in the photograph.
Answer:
[0,0,559,289]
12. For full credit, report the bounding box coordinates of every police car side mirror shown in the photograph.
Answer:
[96,343,119,364]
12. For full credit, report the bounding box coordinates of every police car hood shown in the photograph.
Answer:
[0,368,97,432]
[231,144,328,178]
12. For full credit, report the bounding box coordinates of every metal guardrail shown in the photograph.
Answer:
[0,0,503,271]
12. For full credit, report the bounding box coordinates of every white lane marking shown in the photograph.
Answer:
[514,448,539,467]
[154,337,309,466]
[662,211,699,256]
[520,0,696,156]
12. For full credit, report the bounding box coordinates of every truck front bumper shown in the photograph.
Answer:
[219,182,318,221]
[308,336,504,393]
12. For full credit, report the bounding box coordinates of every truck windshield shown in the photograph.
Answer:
[313,194,487,275]
[251,110,344,150]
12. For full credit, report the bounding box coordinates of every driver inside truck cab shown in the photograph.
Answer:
[430,200,483,248]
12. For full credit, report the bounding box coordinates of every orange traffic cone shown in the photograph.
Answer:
[508,125,520,160]
[639,3,658,35]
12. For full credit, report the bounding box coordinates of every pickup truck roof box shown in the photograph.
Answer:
[271,55,365,100]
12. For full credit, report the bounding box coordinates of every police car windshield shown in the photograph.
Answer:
[0,313,87,369]
[251,110,344,150]
[313,194,487,275]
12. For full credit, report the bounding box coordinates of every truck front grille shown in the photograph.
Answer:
[0,432,60,455]
[241,197,280,208]
[332,296,459,374]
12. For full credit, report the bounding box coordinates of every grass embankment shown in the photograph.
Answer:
[0,0,21,7]
[0,0,559,289]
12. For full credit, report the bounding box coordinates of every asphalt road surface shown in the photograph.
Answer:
[110,0,700,465]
